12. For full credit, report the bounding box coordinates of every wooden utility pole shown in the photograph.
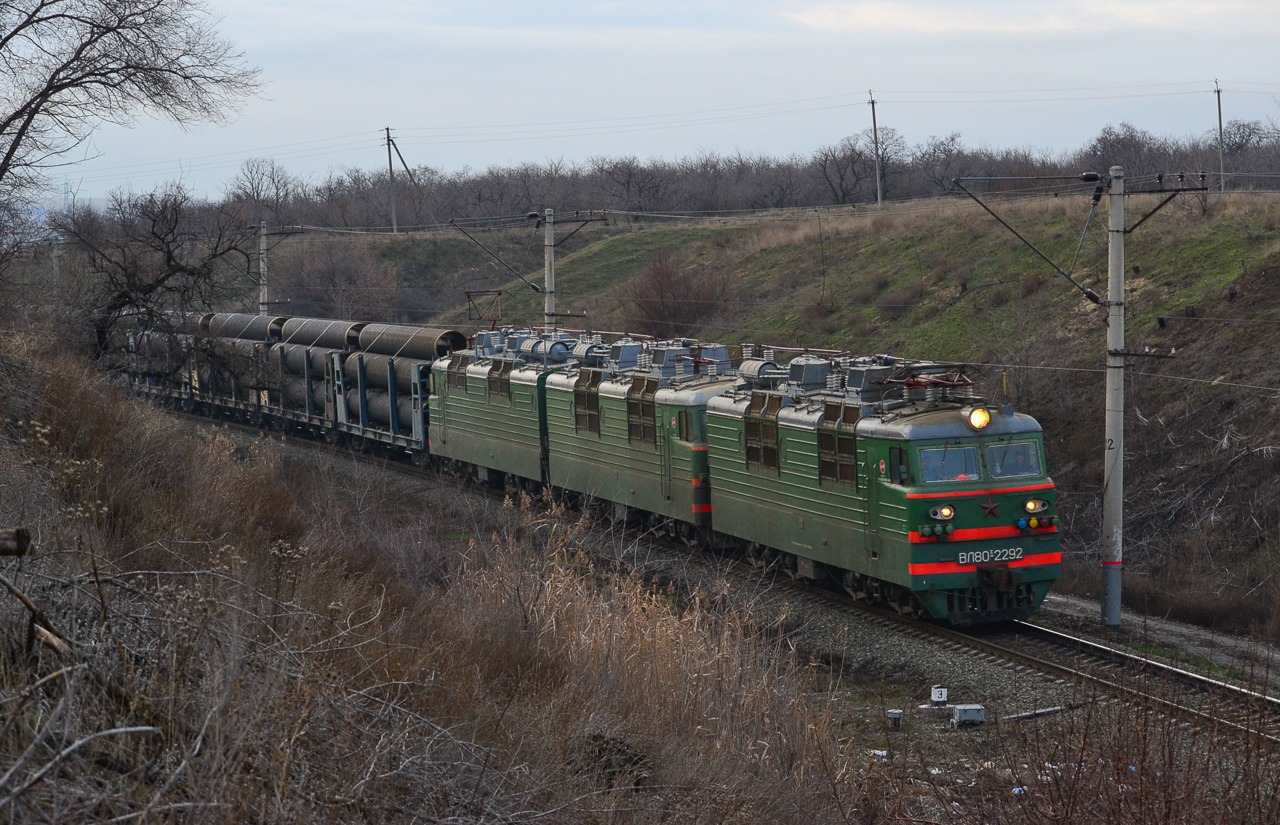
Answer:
[257,220,268,316]
[1215,80,1226,194]
[386,127,398,233]
[869,90,883,204]
[1101,166,1125,627]
[543,208,555,332]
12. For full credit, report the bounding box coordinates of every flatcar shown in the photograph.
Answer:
[126,313,1060,624]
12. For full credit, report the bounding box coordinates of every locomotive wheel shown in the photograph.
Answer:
[745,544,780,572]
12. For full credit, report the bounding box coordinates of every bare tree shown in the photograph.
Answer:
[53,184,253,356]
[1078,123,1172,180]
[914,132,969,192]
[591,155,673,212]
[227,157,302,223]
[813,136,871,204]
[272,235,398,321]
[866,125,909,198]
[0,0,259,204]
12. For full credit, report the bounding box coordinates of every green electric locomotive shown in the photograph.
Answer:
[144,313,1060,627]
[706,352,1060,624]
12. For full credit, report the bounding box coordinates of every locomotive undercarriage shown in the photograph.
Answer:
[739,543,1035,624]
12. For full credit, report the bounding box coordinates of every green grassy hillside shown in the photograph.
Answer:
[439,194,1280,634]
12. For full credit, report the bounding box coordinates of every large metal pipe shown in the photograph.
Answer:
[271,343,342,378]
[281,376,328,410]
[344,389,413,427]
[358,323,466,360]
[280,317,365,350]
[341,352,430,393]
[208,313,287,341]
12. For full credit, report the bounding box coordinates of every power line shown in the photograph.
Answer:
[62,79,1280,188]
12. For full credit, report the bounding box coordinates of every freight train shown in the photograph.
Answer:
[128,313,1061,624]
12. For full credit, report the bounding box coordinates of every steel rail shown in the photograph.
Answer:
[1011,620,1280,711]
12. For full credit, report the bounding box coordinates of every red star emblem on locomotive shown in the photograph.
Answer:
[980,497,1000,518]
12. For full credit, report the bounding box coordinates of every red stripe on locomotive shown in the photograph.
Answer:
[908,551,1061,575]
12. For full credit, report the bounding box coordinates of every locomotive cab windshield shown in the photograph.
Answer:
[916,437,1045,484]
[919,444,980,483]
[987,440,1042,478]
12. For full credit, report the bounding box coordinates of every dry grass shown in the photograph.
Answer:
[1,334,1278,821]
[0,336,870,821]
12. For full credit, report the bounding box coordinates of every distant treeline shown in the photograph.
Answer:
[227,120,1280,227]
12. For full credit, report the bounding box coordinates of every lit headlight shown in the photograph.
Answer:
[967,407,991,430]
[1025,499,1048,514]
[931,505,955,520]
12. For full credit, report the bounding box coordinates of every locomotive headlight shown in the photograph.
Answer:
[967,407,991,430]
[1024,499,1049,514]
[931,505,955,520]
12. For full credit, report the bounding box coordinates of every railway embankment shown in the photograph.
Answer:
[438,193,1280,638]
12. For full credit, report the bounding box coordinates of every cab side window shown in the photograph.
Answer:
[889,446,912,484]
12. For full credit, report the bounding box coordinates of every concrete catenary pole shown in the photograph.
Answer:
[257,220,268,316]
[1101,166,1125,627]
[1215,80,1226,194]
[386,127,398,234]
[543,208,555,332]
[869,90,883,205]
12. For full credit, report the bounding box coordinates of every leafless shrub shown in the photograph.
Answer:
[1020,272,1048,297]
[877,280,926,319]
[622,250,730,338]
[849,273,890,306]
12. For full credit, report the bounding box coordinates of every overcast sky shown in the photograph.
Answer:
[62,0,1280,202]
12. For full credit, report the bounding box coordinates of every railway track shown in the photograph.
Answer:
[793,573,1280,742]
[184,408,1280,744]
